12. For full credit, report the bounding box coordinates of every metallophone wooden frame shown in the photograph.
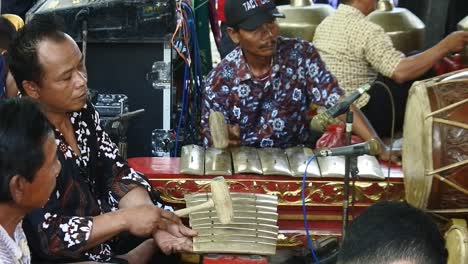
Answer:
[128,157,405,247]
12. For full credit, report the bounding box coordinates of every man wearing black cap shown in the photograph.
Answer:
[200,0,394,160]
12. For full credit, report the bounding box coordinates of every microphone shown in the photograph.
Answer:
[310,84,371,132]
[109,109,145,122]
[316,138,381,157]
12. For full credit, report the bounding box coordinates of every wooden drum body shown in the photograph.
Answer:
[445,219,468,264]
[403,70,468,213]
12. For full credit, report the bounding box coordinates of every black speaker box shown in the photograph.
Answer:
[85,42,170,157]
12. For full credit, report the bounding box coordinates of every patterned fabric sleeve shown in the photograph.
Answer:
[364,25,404,78]
[23,198,113,262]
[301,40,344,107]
[200,68,231,147]
[90,106,157,209]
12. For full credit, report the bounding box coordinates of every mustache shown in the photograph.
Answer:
[259,40,277,49]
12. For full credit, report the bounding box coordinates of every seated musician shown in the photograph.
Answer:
[338,201,447,264]
[313,0,468,138]
[7,14,196,263]
[0,14,23,98]
[0,98,60,264]
[200,0,392,160]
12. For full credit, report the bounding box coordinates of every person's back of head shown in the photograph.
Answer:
[0,98,52,202]
[338,201,448,264]
[6,14,66,95]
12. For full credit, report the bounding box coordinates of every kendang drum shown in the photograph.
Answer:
[444,218,468,264]
[403,69,468,215]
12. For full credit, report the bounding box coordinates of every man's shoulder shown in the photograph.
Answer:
[315,9,344,31]
[362,17,385,32]
[317,9,380,34]
[81,101,98,117]
[205,62,229,85]
[278,36,314,49]
[278,36,309,45]
[215,48,241,69]
[206,49,242,85]
[69,101,99,126]
[277,37,317,57]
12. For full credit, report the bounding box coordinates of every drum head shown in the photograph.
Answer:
[445,219,468,264]
[403,81,434,208]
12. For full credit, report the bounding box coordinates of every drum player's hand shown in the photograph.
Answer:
[441,31,468,53]
[123,205,180,237]
[227,124,241,146]
[378,146,401,166]
[153,229,194,255]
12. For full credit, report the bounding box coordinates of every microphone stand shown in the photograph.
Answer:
[341,110,359,239]
[106,109,145,160]
[109,120,128,160]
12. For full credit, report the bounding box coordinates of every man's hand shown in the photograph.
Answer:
[153,229,194,255]
[441,31,468,54]
[165,221,198,238]
[123,205,181,237]
[378,146,402,165]
[227,124,241,146]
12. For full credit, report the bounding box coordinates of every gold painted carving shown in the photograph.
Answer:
[152,178,404,206]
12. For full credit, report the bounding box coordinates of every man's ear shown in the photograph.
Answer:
[22,80,40,99]
[226,27,240,45]
[9,175,26,204]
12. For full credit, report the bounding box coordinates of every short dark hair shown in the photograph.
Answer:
[0,98,52,202]
[7,14,67,95]
[0,17,17,50]
[338,201,448,264]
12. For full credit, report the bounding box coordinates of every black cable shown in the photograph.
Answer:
[373,80,396,200]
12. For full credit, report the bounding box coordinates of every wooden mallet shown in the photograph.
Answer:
[174,176,233,224]
[209,111,229,149]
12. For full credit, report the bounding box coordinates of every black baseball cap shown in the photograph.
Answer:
[224,0,285,31]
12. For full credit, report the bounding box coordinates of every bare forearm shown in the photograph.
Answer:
[392,43,448,84]
[119,186,154,209]
[84,187,155,250]
[81,211,128,252]
[338,105,384,146]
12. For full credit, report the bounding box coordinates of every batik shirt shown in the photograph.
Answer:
[0,222,31,264]
[23,102,159,262]
[201,37,344,148]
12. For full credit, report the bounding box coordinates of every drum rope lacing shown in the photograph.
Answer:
[432,174,468,196]
[422,91,468,195]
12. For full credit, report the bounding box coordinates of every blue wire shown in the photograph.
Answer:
[173,0,204,150]
[174,1,194,155]
[303,154,321,264]
[174,62,190,157]
[189,3,204,137]
[187,5,200,135]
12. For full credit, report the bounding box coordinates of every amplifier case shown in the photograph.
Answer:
[85,42,172,157]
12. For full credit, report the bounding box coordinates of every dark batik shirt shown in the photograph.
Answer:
[23,102,160,262]
[201,37,344,148]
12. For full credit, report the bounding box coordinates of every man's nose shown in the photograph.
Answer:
[261,24,273,36]
[74,71,87,86]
